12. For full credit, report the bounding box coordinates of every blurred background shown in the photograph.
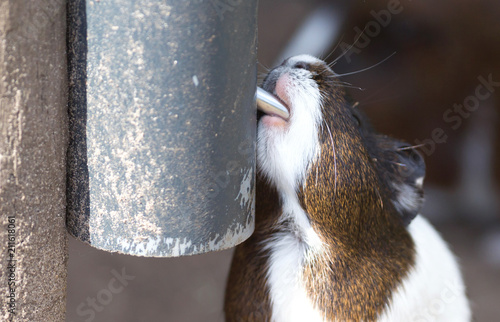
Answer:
[67,1,500,321]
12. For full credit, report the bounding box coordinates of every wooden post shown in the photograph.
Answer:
[0,0,68,320]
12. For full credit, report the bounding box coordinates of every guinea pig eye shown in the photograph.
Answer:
[293,62,310,70]
[398,145,423,164]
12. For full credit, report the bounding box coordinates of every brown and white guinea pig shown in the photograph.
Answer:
[225,55,471,321]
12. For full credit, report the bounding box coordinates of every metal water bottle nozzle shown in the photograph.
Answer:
[256,87,290,119]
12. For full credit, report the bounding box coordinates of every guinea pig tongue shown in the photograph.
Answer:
[256,87,290,119]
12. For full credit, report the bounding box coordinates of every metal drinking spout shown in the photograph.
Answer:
[256,87,290,119]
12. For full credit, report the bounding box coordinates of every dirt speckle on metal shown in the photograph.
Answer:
[67,0,258,257]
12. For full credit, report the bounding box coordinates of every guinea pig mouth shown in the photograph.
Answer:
[256,87,290,121]
[267,93,289,120]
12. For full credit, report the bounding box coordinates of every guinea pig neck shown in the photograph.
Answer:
[298,114,413,249]
[292,101,415,320]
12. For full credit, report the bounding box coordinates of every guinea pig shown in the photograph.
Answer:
[224,55,471,321]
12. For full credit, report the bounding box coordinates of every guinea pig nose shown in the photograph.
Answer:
[293,61,310,70]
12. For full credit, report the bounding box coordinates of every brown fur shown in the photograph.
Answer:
[225,61,417,321]
[225,177,279,322]
[298,71,415,320]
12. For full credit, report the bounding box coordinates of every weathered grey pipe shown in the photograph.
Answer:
[67,0,257,257]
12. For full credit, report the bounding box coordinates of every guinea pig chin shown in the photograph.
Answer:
[257,71,323,192]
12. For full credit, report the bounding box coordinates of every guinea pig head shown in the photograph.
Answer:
[258,55,425,241]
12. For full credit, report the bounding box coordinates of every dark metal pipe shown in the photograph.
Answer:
[67,0,257,257]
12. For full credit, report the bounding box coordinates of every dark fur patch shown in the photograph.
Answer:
[225,177,279,322]
[297,72,416,319]
[226,58,421,321]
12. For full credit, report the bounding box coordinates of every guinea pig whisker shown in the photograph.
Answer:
[335,52,396,78]
[388,161,407,167]
[329,27,370,67]
[396,144,427,151]
[331,83,365,91]
[328,79,353,86]
[375,185,384,209]
[257,61,270,72]
[324,121,338,203]
[317,72,365,91]
[320,34,346,62]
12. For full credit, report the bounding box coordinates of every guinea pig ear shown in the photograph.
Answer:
[391,143,426,226]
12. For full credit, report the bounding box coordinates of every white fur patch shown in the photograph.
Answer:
[379,216,471,322]
[258,55,329,321]
[288,54,325,66]
[265,196,325,322]
[392,183,421,214]
[258,55,324,195]
[266,214,471,322]
[265,234,325,322]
